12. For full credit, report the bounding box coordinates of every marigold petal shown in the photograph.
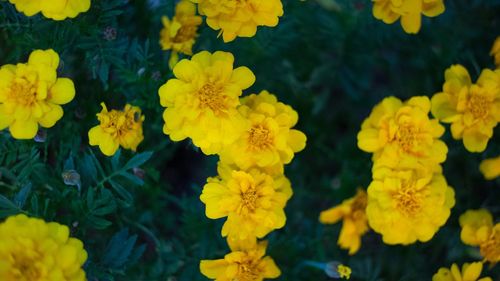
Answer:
[9,118,38,139]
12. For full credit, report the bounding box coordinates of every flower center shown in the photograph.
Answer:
[479,229,499,263]
[9,77,37,105]
[248,124,274,151]
[240,188,258,212]
[468,94,489,119]
[11,252,43,280]
[392,182,423,217]
[396,124,418,152]
[174,25,197,43]
[236,259,261,281]
[350,191,367,220]
[198,83,227,114]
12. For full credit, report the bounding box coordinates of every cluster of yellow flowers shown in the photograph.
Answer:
[431,37,499,281]
[159,0,285,70]
[371,0,445,34]
[8,0,90,20]
[158,49,306,280]
[357,96,455,245]
[0,214,88,281]
[0,49,145,157]
[431,37,500,181]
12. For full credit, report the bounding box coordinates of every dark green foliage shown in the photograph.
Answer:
[0,0,499,280]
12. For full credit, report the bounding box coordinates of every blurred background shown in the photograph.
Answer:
[0,0,499,280]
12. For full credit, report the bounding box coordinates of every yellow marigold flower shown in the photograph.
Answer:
[431,66,500,152]
[159,0,202,69]
[0,214,87,281]
[479,156,500,180]
[319,189,368,255]
[459,209,500,264]
[8,0,90,20]
[366,167,455,245]
[88,103,145,156]
[191,0,284,42]
[432,262,492,281]
[158,51,255,155]
[219,90,307,171]
[357,96,447,170]
[200,162,292,241]
[491,36,500,67]
[372,0,445,34]
[0,49,75,139]
[336,264,352,279]
[200,239,280,281]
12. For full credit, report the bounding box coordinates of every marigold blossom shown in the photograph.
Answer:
[432,262,492,281]
[357,96,447,170]
[200,163,292,241]
[366,167,455,245]
[0,214,87,281]
[459,209,500,264]
[0,49,75,139]
[160,0,202,68]
[88,103,145,156]
[200,239,280,281]
[219,90,307,171]
[491,36,500,68]
[372,0,445,34]
[8,0,90,20]
[479,155,500,180]
[158,51,255,155]
[190,0,284,42]
[431,66,500,152]
[319,189,369,255]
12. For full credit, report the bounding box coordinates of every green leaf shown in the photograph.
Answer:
[108,179,133,203]
[102,229,141,269]
[122,151,153,171]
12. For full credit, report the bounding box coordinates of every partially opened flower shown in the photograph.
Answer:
[191,0,284,42]
[479,156,500,180]
[158,51,255,155]
[159,0,202,68]
[0,214,88,281]
[459,209,500,264]
[219,90,307,171]
[319,189,369,255]
[432,262,492,281]
[372,0,445,34]
[200,239,280,281]
[491,36,500,67]
[8,0,91,20]
[200,163,292,241]
[0,49,75,139]
[88,103,145,156]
